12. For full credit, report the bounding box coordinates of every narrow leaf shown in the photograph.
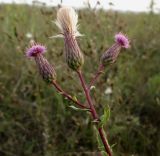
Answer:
[100,106,110,127]
[68,105,89,112]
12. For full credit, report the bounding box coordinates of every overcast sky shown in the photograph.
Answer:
[0,0,160,12]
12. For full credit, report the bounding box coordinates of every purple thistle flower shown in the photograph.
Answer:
[101,33,130,66]
[115,33,129,49]
[26,42,56,83]
[26,43,46,57]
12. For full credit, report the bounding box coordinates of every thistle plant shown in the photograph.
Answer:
[26,7,129,156]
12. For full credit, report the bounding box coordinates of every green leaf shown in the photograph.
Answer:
[72,95,78,102]
[100,106,110,127]
[68,105,89,112]
[69,105,79,110]
[101,151,108,156]
[90,85,96,90]
[111,143,117,148]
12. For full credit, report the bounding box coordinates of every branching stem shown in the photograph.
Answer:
[52,81,89,110]
[77,70,112,156]
[89,64,104,89]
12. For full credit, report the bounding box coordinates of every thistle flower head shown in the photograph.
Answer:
[26,41,56,83]
[26,42,46,57]
[115,33,129,48]
[55,7,81,37]
[101,33,130,66]
[54,7,84,71]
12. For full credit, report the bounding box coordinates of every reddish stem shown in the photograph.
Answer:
[89,64,104,89]
[52,81,89,110]
[77,70,98,119]
[98,128,112,156]
[77,70,112,156]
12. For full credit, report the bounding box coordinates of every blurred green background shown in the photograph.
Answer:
[0,4,160,156]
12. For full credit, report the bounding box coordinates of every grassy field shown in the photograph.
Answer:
[0,4,160,156]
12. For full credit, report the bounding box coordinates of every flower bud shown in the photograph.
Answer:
[55,7,84,71]
[26,42,56,83]
[101,33,129,66]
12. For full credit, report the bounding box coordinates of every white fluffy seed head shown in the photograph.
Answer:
[55,7,81,37]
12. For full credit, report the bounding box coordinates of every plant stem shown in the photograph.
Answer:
[98,127,112,156]
[52,80,89,110]
[88,64,104,89]
[77,70,112,156]
[77,70,98,119]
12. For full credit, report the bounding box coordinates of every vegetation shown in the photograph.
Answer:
[0,4,160,156]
